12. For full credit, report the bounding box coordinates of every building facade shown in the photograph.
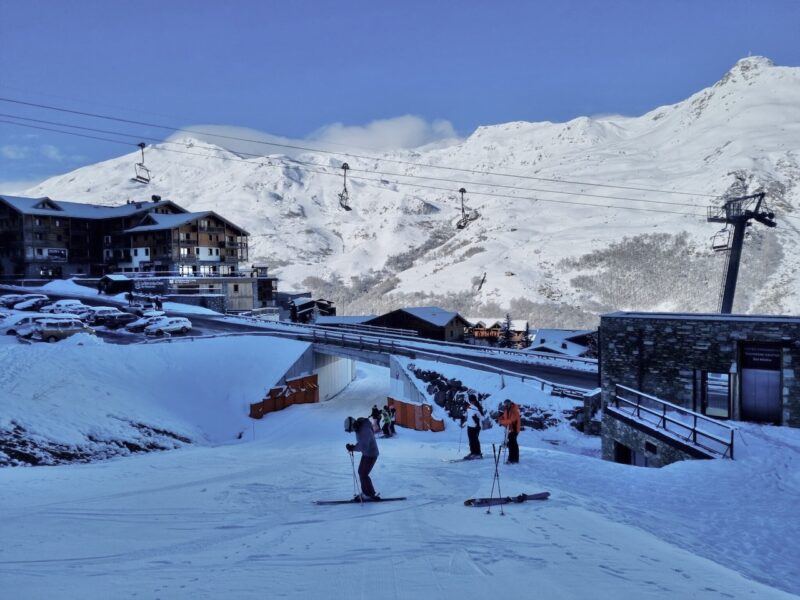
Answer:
[0,194,248,279]
[599,312,800,428]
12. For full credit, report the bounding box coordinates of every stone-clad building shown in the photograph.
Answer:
[598,312,800,466]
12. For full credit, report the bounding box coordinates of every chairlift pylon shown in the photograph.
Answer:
[338,162,352,211]
[131,142,151,184]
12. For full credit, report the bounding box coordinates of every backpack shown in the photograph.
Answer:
[481,414,493,431]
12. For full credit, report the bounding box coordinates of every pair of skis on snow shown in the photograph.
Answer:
[314,492,550,506]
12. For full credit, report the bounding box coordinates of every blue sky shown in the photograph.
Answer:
[1,0,799,189]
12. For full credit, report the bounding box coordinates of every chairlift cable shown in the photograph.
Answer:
[0,95,717,198]
[4,117,796,223]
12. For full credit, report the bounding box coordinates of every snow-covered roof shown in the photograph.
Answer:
[101,274,131,281]
[465,317,529,331]
[124,210,249,235]
[315,315,375,325]
[0,195,179,219]
[400,307,465,327]
[529,329,595,357]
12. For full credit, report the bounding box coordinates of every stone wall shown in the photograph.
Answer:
[599,313,800,427]
[601,411,711,467]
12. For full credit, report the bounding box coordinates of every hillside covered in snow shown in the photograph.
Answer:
[26,57,800,327]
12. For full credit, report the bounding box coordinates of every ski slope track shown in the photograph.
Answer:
[25,56,800,324]
[0,336,799,599]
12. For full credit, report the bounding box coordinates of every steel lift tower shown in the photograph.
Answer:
[707,192,776,314]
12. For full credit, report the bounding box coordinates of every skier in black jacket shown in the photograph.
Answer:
[463,394,485,459]
[345,416,380,500]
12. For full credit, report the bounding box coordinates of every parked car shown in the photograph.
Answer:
[0,294,27,307]
[126,315,170,333]
[12,314,84,339]
[13,296,51,311]
[41,299,86,314]
[102,312,140,330]
[0,313,49,336]
[1,293,47,308]
[85,307,127,325]
[144,317,193,336]
[30,318,95,343]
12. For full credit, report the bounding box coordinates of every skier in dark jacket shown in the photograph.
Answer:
[345,416,380,500]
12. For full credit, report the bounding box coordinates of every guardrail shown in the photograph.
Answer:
[611,384,735,459]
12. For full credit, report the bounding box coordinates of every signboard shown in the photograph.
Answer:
[46,248,68,262]
[742,344,782,371]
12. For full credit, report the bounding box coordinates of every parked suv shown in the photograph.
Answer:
[41,299,86,314]
[103,312,140,330]
[31,318,95,343]
[85,306,126,325]
[1,293,47,308]
[126,315,169,333]
[0,313,49,336]
[144,317,192,336]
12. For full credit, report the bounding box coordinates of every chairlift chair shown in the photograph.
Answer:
[338,162,352,211]
[131,142,151,184]
[711,228,731,252]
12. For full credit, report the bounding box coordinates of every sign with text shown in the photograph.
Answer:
[742,344,782,371]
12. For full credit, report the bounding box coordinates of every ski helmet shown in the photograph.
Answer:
[344,416,356,432]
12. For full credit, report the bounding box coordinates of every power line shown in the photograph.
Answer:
[0,95,718,198]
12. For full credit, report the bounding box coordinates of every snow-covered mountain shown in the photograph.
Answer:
[25,57,800,326]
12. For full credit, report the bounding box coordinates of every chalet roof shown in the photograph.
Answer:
[529,328,595,357]
[465,316,529,331]
[124,210,249,235]
[315,315,376,326]
[100,274,131,282]
[0,194,181,219]
[400,307,465,328]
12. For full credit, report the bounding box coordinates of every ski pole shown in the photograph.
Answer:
[349,451,363,503]
[494,444,505,516]
[457,423,463,456]
[486,444,499,514]
[501,426,509,464]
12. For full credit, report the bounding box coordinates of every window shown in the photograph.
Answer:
[215,248,220,256]
[104,236,111,245]
[55,219,61,227]
[233,284,239,292]
[145,248,150,256]
[35,233,43,240]
[133,249,138,257]
[36,248,43,256]
[35,218,42,226]
[208,248,213,256]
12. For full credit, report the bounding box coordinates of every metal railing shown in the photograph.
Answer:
[611,384,735,459]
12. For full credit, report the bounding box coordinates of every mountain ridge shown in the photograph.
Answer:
[24,57,800,327]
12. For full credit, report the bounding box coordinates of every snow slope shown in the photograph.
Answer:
[23,57,800,324]
[1,354,798,599]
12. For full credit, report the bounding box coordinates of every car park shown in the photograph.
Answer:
[144,317,192,336]
[41,299,86,314]
[30,318,95,343]
[102,312,140,330]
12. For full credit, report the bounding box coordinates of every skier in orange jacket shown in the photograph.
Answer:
[498,399,521,463]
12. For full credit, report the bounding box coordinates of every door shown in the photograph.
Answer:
[740,344,782,425]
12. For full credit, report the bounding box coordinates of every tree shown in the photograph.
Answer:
[498,313,513,348]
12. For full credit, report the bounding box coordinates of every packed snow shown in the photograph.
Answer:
[1,336,798,599]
